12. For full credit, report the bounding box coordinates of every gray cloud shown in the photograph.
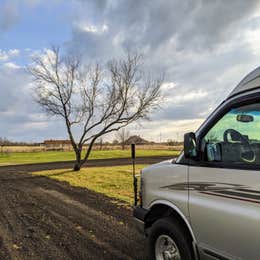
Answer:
[2,0,260,141]
[72,0,259,53]
[0,0,61,34]
[176,0,258,51]
[0,2,19,32]
[64,0,260,139]
[0,63,68,142]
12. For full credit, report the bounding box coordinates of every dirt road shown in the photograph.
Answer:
[0,156,172,172]
[0,161,157,259]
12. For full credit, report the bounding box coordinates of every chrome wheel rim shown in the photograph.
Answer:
[155,234,181,260]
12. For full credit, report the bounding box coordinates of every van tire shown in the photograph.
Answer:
[147,217,193,260]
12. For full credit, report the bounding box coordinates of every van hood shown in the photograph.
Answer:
[142,159,175,173]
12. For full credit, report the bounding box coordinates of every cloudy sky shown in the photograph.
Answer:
[1,0,260,142]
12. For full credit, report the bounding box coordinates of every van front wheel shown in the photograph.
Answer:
[147,217,193,260]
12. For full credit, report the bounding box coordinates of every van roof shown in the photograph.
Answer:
[228,66,260,99]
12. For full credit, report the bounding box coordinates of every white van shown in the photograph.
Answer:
[134,67,260,260]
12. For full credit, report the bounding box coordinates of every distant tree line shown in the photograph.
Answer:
[0,137,40,146]
[0,136,183,147]
[166,139,183,146]
[0,136,183,148]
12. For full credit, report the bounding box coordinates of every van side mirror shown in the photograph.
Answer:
[184,132,198,159]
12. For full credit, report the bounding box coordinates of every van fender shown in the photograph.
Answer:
[149,199,197,243]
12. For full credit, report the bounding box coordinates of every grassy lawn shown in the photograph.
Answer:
[33,165,147,205]
[0,149,179,166]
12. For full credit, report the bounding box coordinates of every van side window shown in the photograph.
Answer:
[203,103,260,165]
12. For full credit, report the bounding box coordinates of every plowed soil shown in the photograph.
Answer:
[0,156,171,259]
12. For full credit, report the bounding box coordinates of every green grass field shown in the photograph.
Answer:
[0,149,179,166]
[33,165,147,205]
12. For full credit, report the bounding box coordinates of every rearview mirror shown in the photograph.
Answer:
[184,132,198,159]
[237,114,254,123]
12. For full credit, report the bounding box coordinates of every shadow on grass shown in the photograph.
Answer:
[0,170,73,182]
[41,170,74,177]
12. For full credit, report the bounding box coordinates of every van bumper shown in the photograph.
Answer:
[133,206,148,233]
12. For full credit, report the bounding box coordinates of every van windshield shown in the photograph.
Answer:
[203,103,260,164]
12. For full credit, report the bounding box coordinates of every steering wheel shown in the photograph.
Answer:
[223,129,255,163]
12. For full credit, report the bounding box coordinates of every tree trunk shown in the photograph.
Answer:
[79,138,97,169]
[73,149,82,171]
[73,161,81,171]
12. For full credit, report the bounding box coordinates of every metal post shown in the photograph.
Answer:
[131,143,138,206]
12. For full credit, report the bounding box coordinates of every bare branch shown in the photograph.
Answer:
[28,47,163,170]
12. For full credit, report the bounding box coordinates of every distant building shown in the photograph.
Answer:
[125,135,149,145]
[43,140,72,150]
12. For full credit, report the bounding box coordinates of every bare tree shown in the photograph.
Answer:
[115,128,130,150]
[28,46,163,171]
